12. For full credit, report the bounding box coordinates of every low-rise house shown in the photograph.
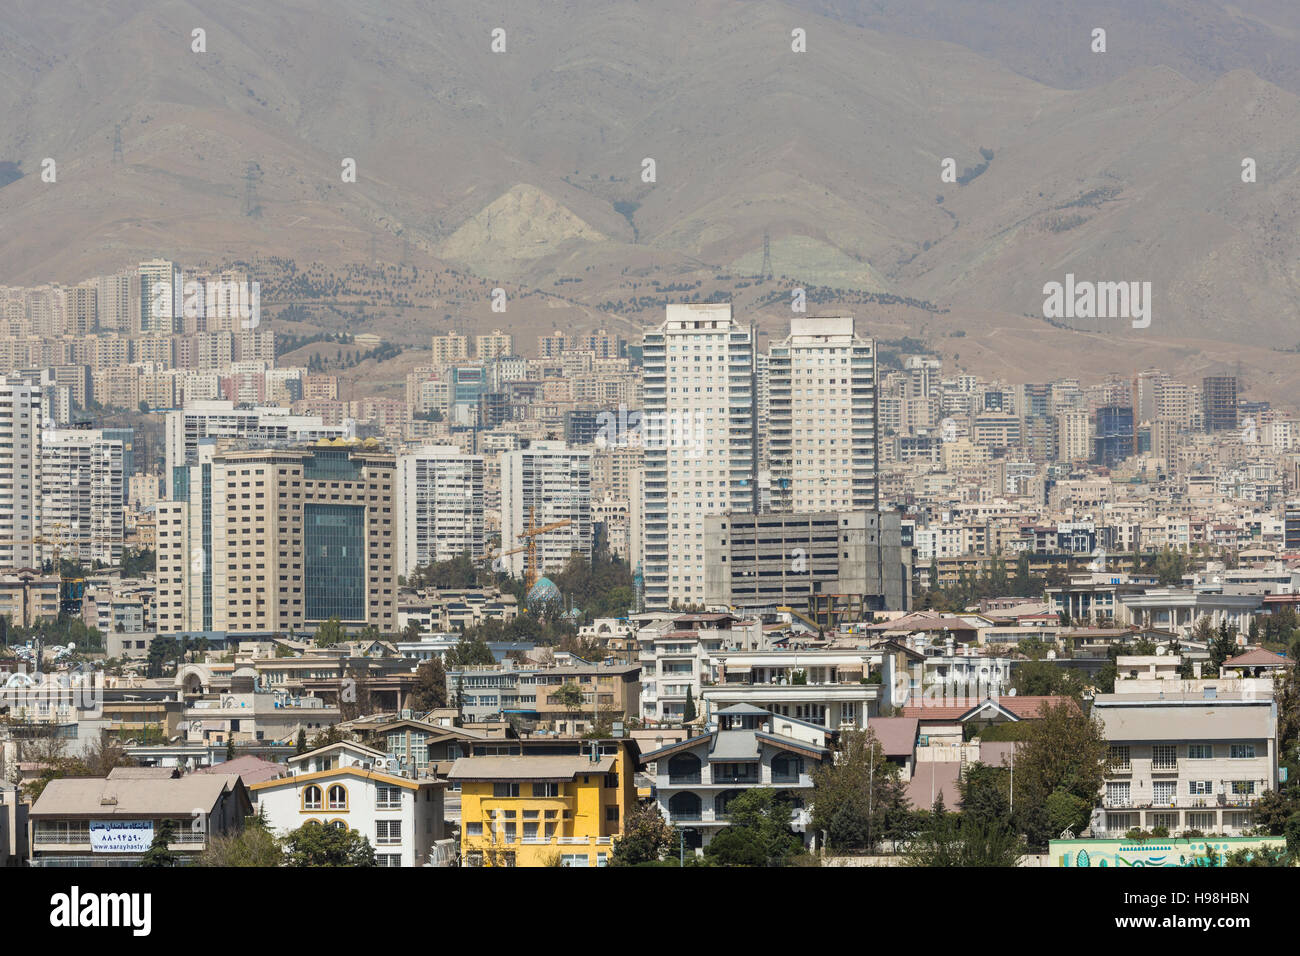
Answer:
[449,737,640,867]
[639,704,831,851]
[253,742,449,867]
[1092,690,1277,837]
[29,771,251,866]
[899,695,1077,748]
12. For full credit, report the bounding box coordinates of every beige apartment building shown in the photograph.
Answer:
[156,441,397,635]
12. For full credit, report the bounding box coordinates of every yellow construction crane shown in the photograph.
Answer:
[483,508,573,590]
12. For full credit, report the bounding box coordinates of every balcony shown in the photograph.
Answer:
[669,773,701,785]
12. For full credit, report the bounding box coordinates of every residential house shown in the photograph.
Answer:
[638,704,831,851]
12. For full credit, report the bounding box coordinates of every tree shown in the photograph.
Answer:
[1011,659,1084,699]
[411,658,448,712]
[314,617,347,647]
[226,735,236,761]
[139,819,178,867]
[554,682,585,725]
[282,823,376,866]
[957,761,1010,828]
[905,814,1023,867]
[1152,547,1188,586]
[610,801,677,866]
[811,729,909,852]
[1013,701,1108,846]
[1207,623,1239,677]
[295,729,308,755]
[85,730,134,777]
[704,789,805,867]
[444,635,495,668]
[683,687,697,724]
[196,809,283,867]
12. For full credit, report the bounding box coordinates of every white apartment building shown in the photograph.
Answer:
[641,303,757,609]
[395,446,485,578]
[768,315,877,513]
[1093,691,1277,837]
[635,612,766,723]
[251,742,450,867]
[164,400,354,496]
[39,428,125,564]
[137,258,181,335]
[0,378,41,567]
[499,441,592,579]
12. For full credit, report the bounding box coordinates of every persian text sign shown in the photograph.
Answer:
[90,821,154,853]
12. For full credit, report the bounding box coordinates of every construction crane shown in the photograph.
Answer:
[483,508,573,590]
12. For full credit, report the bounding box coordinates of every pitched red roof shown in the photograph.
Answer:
[899,695,1077,722]
[1222,647,1291,669]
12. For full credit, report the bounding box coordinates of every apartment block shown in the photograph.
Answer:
[156,443,397,634]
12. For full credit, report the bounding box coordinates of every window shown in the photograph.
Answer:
[504,823,516,844]
[302,785,323,810]
[533,783,559,798]
[493,783,520,798]
[523,822,539,842]
[606,806,619,824]
[1187,744,1213,760]
[1231,781,1256,796]
[376,786,402,810]
[1188,780,1213,795]
[466,822,483,837]
[1151,745,1177,770]
[326,784,348,810]
[1106,782,1130,807]
[560,854,590,867]
[377,854,401,867]
[1187,812,1214,830]
[1152,781,1175,805]
[1230,744,1256,759]
[1106,746,1130,771]
[376,820,402,845]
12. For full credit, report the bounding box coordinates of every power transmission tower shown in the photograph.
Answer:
[242,162,263,217]
[761,231,773,280]
[112,124,123,164]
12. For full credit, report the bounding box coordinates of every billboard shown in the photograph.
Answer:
[90,820,155,853]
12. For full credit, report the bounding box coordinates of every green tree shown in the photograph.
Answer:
[704,789,805,867]
[196,809,283,867]
[811,729,908,852]
[957,761,1010,827]
[295,729,308,755]
[610,801,678,866]
[1207,623,1239,676]
[1011,659,1084,699]
[1013,701,1108,846]
[905,813,1023,867]
[282,823,376,866]
[554,682,585,724]
[313,617,347,647]
[139,819,178,867]
[1152,547,1188,586]
[411,657,448,711]
[683,687,697,724]
[445,635,496,668]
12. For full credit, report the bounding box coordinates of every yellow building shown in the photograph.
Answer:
[448,739,639,867]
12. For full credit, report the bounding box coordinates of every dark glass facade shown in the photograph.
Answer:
[304,503,365,622]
